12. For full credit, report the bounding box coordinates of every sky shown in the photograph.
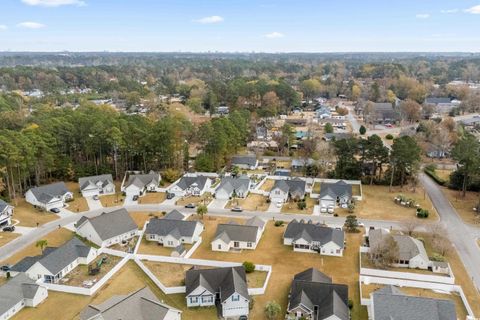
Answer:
[0,0,480,52]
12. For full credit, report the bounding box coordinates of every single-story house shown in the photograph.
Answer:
[315,106,332,119]
[11,237,97,283]
[369,286,456,320]
[25,182,73,211]
[211,217,266,252]
[231,155,258,170]
[0,200,14,226]
[186,266,250,319]
[368,102,400,124]
[424,97,458,114]
[319,180,352,210]
[283,220,345,256]
[0,273,48,320]
[291,158,316,171]
[318,118,347,129]
[274,169,291,177]
[122,172,161,198]
[145,217,203,248]
[459,116,480,127]
[80,287,181,320]
[269,178,306,203]
[78,174,115,197]
[287,268,349,320]
[214,176,251,200]
[75,208,138,247]
[168,175,211,197]
[323,133,352,142]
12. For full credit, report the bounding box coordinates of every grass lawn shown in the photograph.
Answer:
[335,185,438,221]
[63,255,122,287]
[0,232,20,247]
[246,270,268,288]
[138,192,166,204]
[137,237,193,256]
[275,160,291,169]
[129,211,163,229]
[225,194,269,211]
[11,198,59,227]
[312,182,321,193]
[259,179,275,192]
[175,193,212,207]
[191,218,368,320]
[1,228,74,265]
[442,188,480,225]
[435,169,452,182]
[281,196,316,214]
[100,193,124,207]
[13,261,217,320]
[65,182,90,212]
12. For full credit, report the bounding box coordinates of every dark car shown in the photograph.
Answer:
[239,316,248,320]
[0,265,11,272]
[50,208,61,213]
[166,192,175,200]
[132,195,139,201]
[185,203,196,209]
[231,207,243,212]
[2,225,15,232]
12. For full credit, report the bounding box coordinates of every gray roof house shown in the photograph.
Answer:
[368,102,400,124]
[80,287,181,320]
[78,174,115,197]
[145,217,203,247]
[122,172,161,197]
[211,217,266,251]
[11,237,97,283]
[231,155,258,169]
[215,176,251,200]
[163,209,187,221]
[0,199,14,226]
[370,286,457,320]
[269,178,307,203]
[25,182,73,211]
[185,266,250,318]
[0,273,48,320]
[319,180,353,209]
[75,208,138,247]
[169,175,211,197]
[283,220,345,256]
[287,268,349,320]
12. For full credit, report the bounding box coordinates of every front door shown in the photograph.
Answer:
[234,241,239,248]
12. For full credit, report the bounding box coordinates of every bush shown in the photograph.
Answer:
[297,200,307,210]
[424,167,446,186]
[348,299,354,309]
[243,261,255,273]
[385,134,394,140]
[430,253,446,262]
[416,208,429,218]
[333,213,339,217]
[266,198,271,204]
[274,220,284,227]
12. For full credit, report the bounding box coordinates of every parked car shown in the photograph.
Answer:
[276,201,283,208]
[132,195,139,201]
[2,225,15,232]
[185,203,196,209]
[92,195,99,200]
[166,192,175,200]
[50,208,61,213]
[239,316,248,320]
[327,205,334,214]
[231,207,243,212]
[0,265,11,272]
[320,206,327,213]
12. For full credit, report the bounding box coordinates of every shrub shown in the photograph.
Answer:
[333,213,339,217]
[274,220,284,227]
[348,299,354,309]
[243,261,255,273]
[385,134,394,140]
[416,208,429,218]
[266,198,271,204]
[424,167,446,186]
[297,200,307,210]
[430,253,446,262]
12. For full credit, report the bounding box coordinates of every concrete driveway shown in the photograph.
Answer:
[85,196,103,210]
[208,199,228,210]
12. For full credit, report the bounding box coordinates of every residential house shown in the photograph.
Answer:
[286,268,349,320]
[291,158,315,171]
[0,273,48,320]
[256,126,269,140]
[78,174,115,197]
[163,209,187,221]
[168,175,211,197]
[25,182,73,211]
[144,217,203,248]
[323,133,352,142]
[217,106,229,115]
[75,208,138,247]
[274,169,291,177]
[368,102,400,124]
[80,287,181,320]
[269,178,306,203]
[185,266,250,319]
[369,286,456,320]
[283,220,345,256]
[0,200,14,226]
[424,97,457,114]
[460,116,480,128]
[211,217,266,252]
[285,118,308,126]
[318,118,347,129]
[315,105,332,119]
[231,155,258,170]
[319,180,353,210]
[122,172,161,198]
[11,237,97,283]
[215,176,251,200]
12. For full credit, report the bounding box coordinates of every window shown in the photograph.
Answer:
[202,295,213,303]
[190,297,198,304]
[149,234,155,240]
[218,244,222,250]
[247,242,252,248]
[232,295,240,302]
[167,241,174,246]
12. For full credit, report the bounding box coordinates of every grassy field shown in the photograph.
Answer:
[128,211,163,229]
[435,169,452,182]
[176,193,212,207]
[225,194,269,211]
[442,188,480,225]
[99,193,124,207]
[191,218,368,320]
[280,196,316,214]
[11,198,59,227]
[138,192,166,204]
[65,182,90,213]
[259,179,275,192]
[0,232,19,247]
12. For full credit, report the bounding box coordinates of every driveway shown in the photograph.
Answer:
[267,202,282,213]
[85,196,103,210]
[208,199,228,210]
[124,196,138,206]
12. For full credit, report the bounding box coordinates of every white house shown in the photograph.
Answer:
[0,273,48,320]
[185,266,250,319]
[78,174,115,197]
[319,180,353,210]
[25,182,73,211]
[270,179,306,203]
[168,175,211,197]
[144,217,203,248]
[121,172,161,198]
[211,217,266,252]
[283,220,345,257]
[75,208,138,247]
[214,176,251,200]
[0,200,14,226]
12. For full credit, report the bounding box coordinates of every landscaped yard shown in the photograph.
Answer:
[137,237,193,256]
[281,196,316,214]
[138,192,166,204]
[259,178,275,192]
[99,192,124,207]
[11,198,59,227]
[191,218,368,320]
[0,232,19,247]
[442,188,480,225]
[65,182,90,212]
[246,270,268,288]
[225,194,269,211]
[175,193,212,207]
[63,254,122,287]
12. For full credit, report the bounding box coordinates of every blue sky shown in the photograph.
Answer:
[1,0,480,52]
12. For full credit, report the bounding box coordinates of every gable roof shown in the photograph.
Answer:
[145,217,201,239]
[284,220,344,248]
[369,229,428,262]
[76,208,137,241]
[78,174,114,192]
[425,97,452,105]
[319,180,352,199]
[213,224,259,243]
[163,209,186,220]
[186,266,250,303]
[371,285,457,320]
[125,173,160,190]
[0,199,12,212]
[28,182,71,204]
[245,216,266,229]
[272,179,306,198]
[175,175,209,191]
[231,155,257,167]
[372,102,400,120]
[216,176,251,195]
[80,287,181,320]
[0,273,43,316]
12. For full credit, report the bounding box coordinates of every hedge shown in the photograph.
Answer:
[424,168,446,186]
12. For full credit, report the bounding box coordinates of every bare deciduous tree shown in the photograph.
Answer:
[369,235,399,268]
[400,218,420,236]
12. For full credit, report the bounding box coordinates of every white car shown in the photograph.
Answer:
[276,201,283,208]
[327,205,334,214]
[320,206,327,213]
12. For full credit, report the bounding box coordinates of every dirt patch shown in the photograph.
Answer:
[64,255,122,287]
[225,194,269,211]
[259,179,275,192]
[176,193,212,207]
[138,192,166,204]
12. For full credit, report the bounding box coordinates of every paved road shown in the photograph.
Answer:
[420,173,480,291]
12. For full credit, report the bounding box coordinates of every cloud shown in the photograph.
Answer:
[194,16,224,24]
[465,5,480,14]
[440,9,459,14]
[415,13,430,19]
[21,0,85,6]
[17,21,46,29]
[0,25,7,31]
[264,32,284,39]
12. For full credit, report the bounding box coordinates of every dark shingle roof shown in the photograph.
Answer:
[125,173,160,189]
[0,199,11,212]
[163,210,186,220]
[216,176,250,195]
[78,174,114,192]
[28,182,70,204]
[319,180,352,199]
[213,224,259,243]
[76,208,138,241]
[231,155,257,167]
[284,220,344,248]
[425,97,452,105]
[272,179,306,198]
[0,273,43,316]
[176,176,208,191]
[145,217,201,239]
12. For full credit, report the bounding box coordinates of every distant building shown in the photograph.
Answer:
[367,102,400,124]
[78,174,115,198]
[168,175,211,197]
[121,172,161,198]
[231,155,258,170]
[25,182,73,211]
[217,106,229,115]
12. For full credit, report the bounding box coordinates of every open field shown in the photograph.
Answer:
[281,196,316,214]
[0,232,20,247]
[13,261,217,320]
[65,182,90,213]
[175,193,212,207]
[11,198,59,227]
[259,179,275,192]
[442,188,480,225]
[64,254,122,287]
[225,194,269,211]
[435,169,452,182]
[138,192,166,204]
[191,218,368,320]
[137,237,193,256]
[99,192,124,207]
